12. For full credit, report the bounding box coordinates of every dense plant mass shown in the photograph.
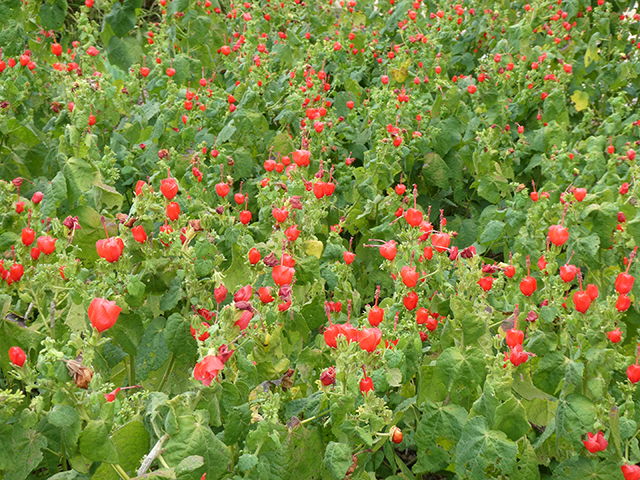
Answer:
[2,0,640,478]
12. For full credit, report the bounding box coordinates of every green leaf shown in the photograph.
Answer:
[194,258,213,277]
[222,243,250,294]
[323,442,352,480]
[435,346,487,399]
[271,132,294,156]
[175,455,205,475]
[48,405,79,429]
[125,276,146,307]
[0,20,24,56]
[40,171,67,218]
[163,412,231,479]
[0,0,21,20]
[581,201,618,249]
[281,425,324,478]
[414,401,467,473]
[79,420,118,463]
[584,33,601,67]
[455,416,517,480]
[237,454,258,472]
[105,0,140,37]
[223,404,252,445]
[553,456,620,480]
[92,421,150,480]
[233,148,253,179]
[39,0,67,29]
[450,297,486,346]
[64,157,96,204]
[217,121,236,144]
[340,421,373,447]
[167,0,189,15]
[109,312,144,357]
[160,277,184,311]
[164,313,195,356]
[107,36,143,71]
[422,153,450,189]
[543,90,569,126]
[532,351,568,395]
[135,317,170,382]
[298,294,326,331]
[0,232,18,252]
[626,212,640,246]
[469,380,500,427]
[431,117,463,156]
[477,175,502,203]
[493,396,531,441]
[479,220,504,244]
[555,394,595,448]
[4,426,47,480]
[517,439,540,480]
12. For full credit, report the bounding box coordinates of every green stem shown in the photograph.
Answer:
[77,402,91,423]
[111,464,131,480]
[192,390,203,410]
[61,443,68,471]
[128,355,136,386]
[300,409,330,425]
[158,455,171,470]
[157,353,176,392]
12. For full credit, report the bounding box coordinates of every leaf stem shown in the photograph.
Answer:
[111,463,131,480]
[157,353,176,392]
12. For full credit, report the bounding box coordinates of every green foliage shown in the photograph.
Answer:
[1,0,640,478]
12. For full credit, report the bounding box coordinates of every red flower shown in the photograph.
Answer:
[616,272,635,294]
[607,327,622,343]
[509,344,528,366]
[134,180,151,196]
[218,345,234,363]
[214,284,228,304]
[358,327,381,352]
[403,291,419,310]
[105,387,121,402]
[193,355,224,386]
[583,431,608,453]
[96,237,124,263]
[161,177,179,200]
[477,276,494,291]
[9,346,26,366]
[324,324,343,348]
[320,366,336,386]
[617,294,631,312]
[234,285,253,302]
[292,149,311,167]
[258,287,274,304]
[278,301,292,311]
[131,225,147,243]
[272,265,295,286]
[37,235,56,255]
[190,322,211,341]
[235,310,253,330]
[431,233,451,253]
[88,298,122,332]
[621,463,640,480]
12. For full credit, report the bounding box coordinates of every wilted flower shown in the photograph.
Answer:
[63,216,81,230]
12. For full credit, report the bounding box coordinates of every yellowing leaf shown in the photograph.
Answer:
[571,90,589,112]
[584,44,599,67]
[306,240,324,258]
[352,12,366,27]
[390,59,411,83]
[391,67,408,83]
